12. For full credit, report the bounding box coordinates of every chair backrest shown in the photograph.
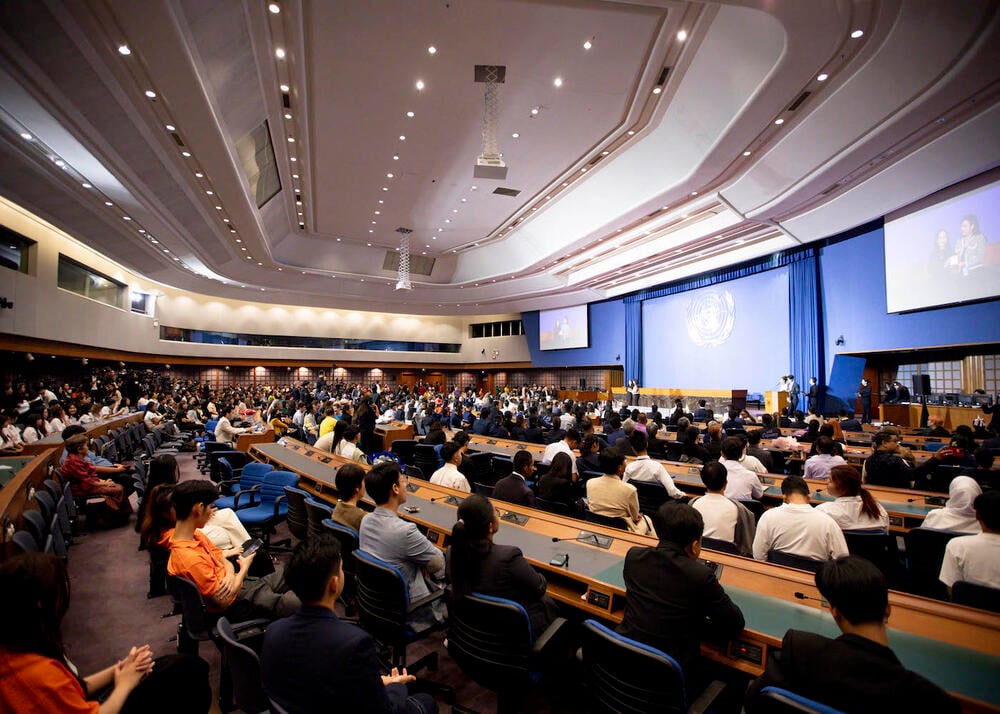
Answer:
[491,456,515,479]
[42,478,62,501]
[33,491,56,523]
[413,444,440,474]
[473,482,495,497]
[21,509,48,550]
[305,499,334,541]
[581,619,687,714]
[903,528,963,599]
[321,519,360,572]
[766,550,826,573]
[282,485,312,541]
[390,439,418,465]
[216,617,272,714]
[257,471,299,506]
[216,457,235,484]
[735,499,765,522]
[632,481,670,516]
[663,442,684,462]
[701,536,740,555]
[47,513,68,558]
[951,581,1000,613]
[843,531,902,586]
[469,451,495,484]
[204,419,219,436]
[403,464,424,480]
[239,461,274,489]
[354,549,411,644]
[584,509,629,531]
[166,575,216,642]
[12,530,38,553]
[448,593,535,693]
[756,686,846,713]
[535,497,572,517]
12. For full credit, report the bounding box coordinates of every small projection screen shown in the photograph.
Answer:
[538,304,589,350]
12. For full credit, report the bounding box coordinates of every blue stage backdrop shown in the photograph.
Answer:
[641,266,790,393]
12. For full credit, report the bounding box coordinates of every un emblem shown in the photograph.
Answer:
[685,289,735,347]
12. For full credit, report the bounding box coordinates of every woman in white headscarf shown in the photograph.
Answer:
[921,476,982,533]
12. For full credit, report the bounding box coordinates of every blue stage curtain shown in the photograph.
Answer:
[623,297,643,386]
[788,249,824,410]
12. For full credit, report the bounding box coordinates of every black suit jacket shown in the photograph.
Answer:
[618,542,744,676]
[492,474,535,507]
[745,631,959,714]
[261,605,412,714]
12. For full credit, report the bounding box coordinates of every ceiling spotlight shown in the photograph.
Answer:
[268,3,280,13]
[601,150,609,155]
[19,132,32,140]
[583,39,592,50]
[774,118,785,125]
[471,185,478,190]
[553,77,563,87]
[284,112,292,120]
[445,219,451,223]
[122,216,132,221]
[399,135,406,141]
[511,132,519,138]
[374,210,380,215]
[368,229,373,233]
[415,79,425,91]
[118,44,132,55]
[460,198,467,202]
[206,189,214,195]
[195,172,203,178]
[165,124,176,131]
[367,242,372,246]
[145,90,157,98]
[54,159,65,167]
[287,136,295,142]
[691,191,698,196]
[652,86,662,95]
[392,155,399,160]
[382,186,388,191]
[677,30,688,41]
[280,84,289,92]
[817,73,829,82]
[371,220,377,224]
[104,201,113,206]
[275,48,286,59]
[627,130,635,136]
[290,156,297,161]
[406,111,414,118]
[428,46,437,54]
[850,29,864,39]
[181,150,191,157]
[378,199,384,204]
[386,172,393,178]
[452,208,458,213]
[437,228,443,232]
[743,150,751,156]
[530,107,539,116]
[81,182,92,188]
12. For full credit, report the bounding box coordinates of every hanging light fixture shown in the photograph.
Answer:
[395,227,412,290]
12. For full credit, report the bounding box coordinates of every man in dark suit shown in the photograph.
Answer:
[786,375,801,416]
[492,450,536,507]
[693,399,709,421]
[859,378,873,424]
[261,534,438,714]
[745,556,958,713]
[617,502,744,679]
[806,377,819,413]
[838,409,863,432]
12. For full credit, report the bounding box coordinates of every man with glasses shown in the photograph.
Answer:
[359,463,447,630]
[863,431,946,489]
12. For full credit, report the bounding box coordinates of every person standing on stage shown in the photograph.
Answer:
[859,379,872,425]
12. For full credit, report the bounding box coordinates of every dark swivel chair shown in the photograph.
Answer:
[903,528,963,600]
[843,529,903,588]
[767,550,826,574]
[583,509,630,532]
[216,616,272,714]
[755,686,846,713]
[951,581,1000,613]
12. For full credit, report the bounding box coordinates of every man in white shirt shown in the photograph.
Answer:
[542,428,580,475]
[559,406,576,432]
[215,404,247,446]
[803,436,847,480]
[623,431,684,499]
[690,461,756,556]
[939,491,1000,594]
[753,476,849,562]
[720,437,765,500]
[429,441,471,492]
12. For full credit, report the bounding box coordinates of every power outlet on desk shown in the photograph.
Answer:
[889,515,903,528]
[406,483,419,493]
[501,511,529,526]
[924,496,946,507]
[427,530,440,545]
[730,640,764,665]
[586,590,611,610]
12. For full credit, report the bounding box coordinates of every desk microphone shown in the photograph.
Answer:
[429,495,461,506]
[551,536,579,543]
[794,592,828,607]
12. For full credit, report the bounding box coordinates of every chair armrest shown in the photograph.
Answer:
[229,617,270,643]
[233,485,262,510]
[687,679,726,714]
[532,616,569,655]
[406,587,445,614]
[272,494,287,519]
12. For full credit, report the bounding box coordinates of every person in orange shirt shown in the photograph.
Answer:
[167,480,298,621]
[0,552,210,713]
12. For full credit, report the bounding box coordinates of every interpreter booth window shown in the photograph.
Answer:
[0,225,35,274]
[130,291,154,316]
[57,255,126,309]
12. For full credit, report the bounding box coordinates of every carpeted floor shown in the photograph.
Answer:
[60,452,553,713]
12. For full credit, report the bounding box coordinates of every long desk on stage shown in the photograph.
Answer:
[250,439,1000,712]
[462,434,941,531]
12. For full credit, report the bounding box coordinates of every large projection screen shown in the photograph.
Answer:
[539,305,589,350]
[884,179,999,313]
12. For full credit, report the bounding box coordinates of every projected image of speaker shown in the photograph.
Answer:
[912,374,931,396]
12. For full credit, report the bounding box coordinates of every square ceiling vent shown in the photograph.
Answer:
[492,187,521,197]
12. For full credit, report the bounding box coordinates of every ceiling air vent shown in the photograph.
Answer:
[492,187,521,197]
[657,67,670,85]
[787,91,812,111]
[235,119,280,208]
[383,251,436,276]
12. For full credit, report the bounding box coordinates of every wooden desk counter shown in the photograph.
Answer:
[21,412,144,456]
[236,428,275,452]
[0,448,62,560]
[375,421,415,451]
[250,440,1000,712]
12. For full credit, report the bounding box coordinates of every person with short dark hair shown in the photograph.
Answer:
[332,463,368,532]
[752,476,847,562]
[492,449,536,507]
[864,430,945,489]
[690,462,756,556]
[214,404,247,446]
[745,556,959,713]
[61,433,131,528]
[430,441,470,492]
[167,480,299,620]
[359,462,446,630]
[939,490,1000,594]
[720,436,764,500]
[542,427,581,474]
[261,535,437,714]
[618,503,744,679]
[623,430,684,498]
[803,436,847,480]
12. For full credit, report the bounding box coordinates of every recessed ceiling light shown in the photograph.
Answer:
[583,39,592,50]
[275,48,286,59]
[284,114,292,122]
[181,151,191,157]
[122,216,132,221]
[445,219,451,223]
[562,182,568,187]
[235,238,242,243]
[295,200,302,206]
[406,111,414,118]
[817,73,829,82]
[287,136,295,143]
[428,46,437,54]
[215,205,222,210]
[246,255,252,260]
[367,242,372,246]
[104,201,113,206]
[743,150,752,156]
[336,237,342,242]
[81,182,92,188]
[652,86,662,95]
[850,29,864,39]
[195,172,203,178]
[677,30,688,41]
[280,84,289,92]
[460,198,467,203]
[511,132,519,138]
[471,185,478,190]
[371,221,376,224]
[381,187,389,192]
[206,190,214,195]
[531,107,539,115]
[553,77,563,87]
[386,172,394,178]
[368,229,373,233]
[268,3,280,14]
[681,213,689,218]
[145,90,156,99]
[374,210,381,215]
[601,150,609,155]
[452,208,458,213]
[297,211,303,216]
[378,199,384,204]
[774,118,784,125]
[290,157,297,162]
[118,44,131,55]
[628,130,635,136]
[691,191,698,196]
[20,132,32,140]
[437,228,443,232]
[581,168,587,173]
[399,135,406,141]
[415,79,425,91]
